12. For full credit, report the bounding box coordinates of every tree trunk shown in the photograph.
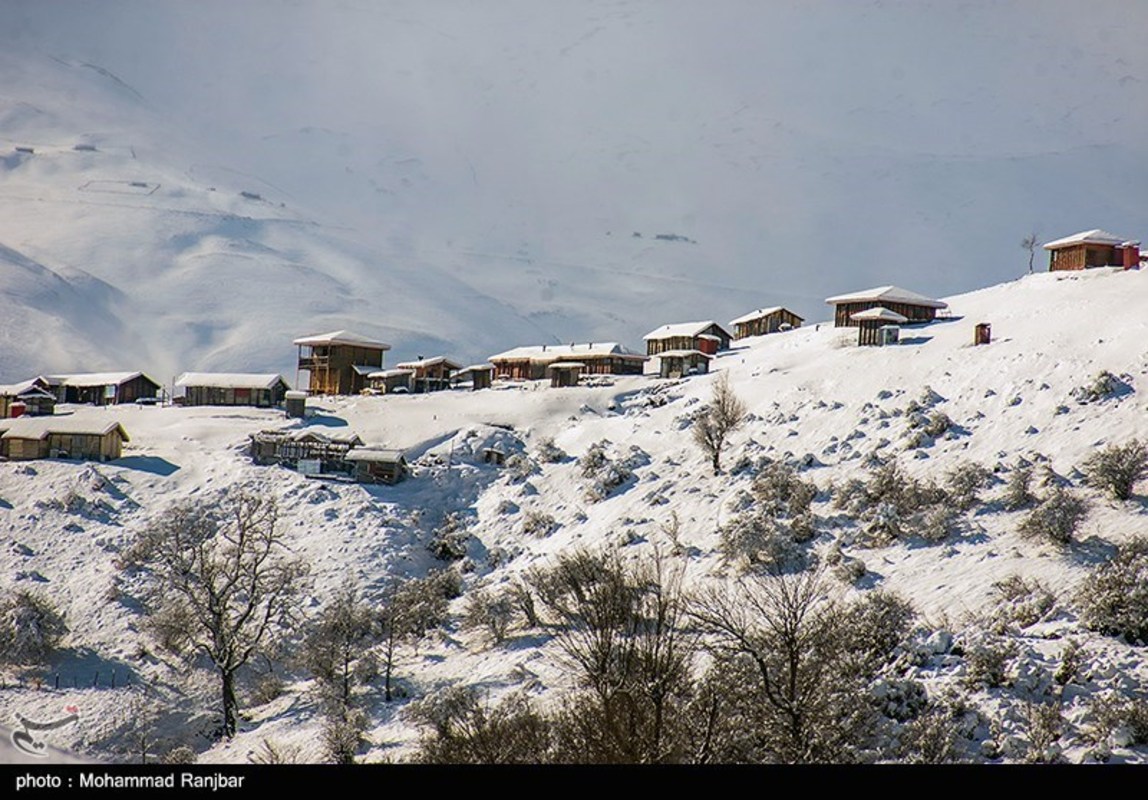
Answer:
[383,633,395,702]
[221,668,239,739]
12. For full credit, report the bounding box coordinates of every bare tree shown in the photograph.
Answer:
[527,549,699,763]
[692,372,747,474]
[1022,232,1039,274]
[378,572,451,702]
[301,581,379,763]
[689,569,877,762]
[127,490,308,739]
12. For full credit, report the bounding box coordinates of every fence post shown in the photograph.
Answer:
[111,670,116,689]
[55,673,60,690]
[92,672,98,688]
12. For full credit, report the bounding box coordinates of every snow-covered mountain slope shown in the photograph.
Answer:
[3,1,1148,380]
[0,51,570,381]
[2,268,1147,763]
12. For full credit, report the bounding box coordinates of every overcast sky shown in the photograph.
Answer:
[4,0,1147,322]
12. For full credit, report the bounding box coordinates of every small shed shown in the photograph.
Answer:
[548,362,584,388]
[482,447,507,466]
[345,447,409,485]
[730,307,805,339]
[974,323,992,346]
[367,369,415,394]
[0,418,130,461]
[850,307,908,346]
[452,365,494,391]
[656,350,712,378]
[284,390,307,419]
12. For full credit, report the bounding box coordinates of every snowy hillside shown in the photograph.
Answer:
[2,268,1148,763]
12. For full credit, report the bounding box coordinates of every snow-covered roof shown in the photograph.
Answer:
[824,286,948,309]
[47,371,157,388]
[547,362,585,370]
[174,372,288,390]
[850,306,909,323]
[368,369,415,379]
[0,418,129,441]
[395,356,462,371]
[345,447,407,464]
[351,364,379,376]
[8,388,56,402]
[0,377,49,396]
[489,342,645,363]
[250,428,363,445]
[292,330,391,349]
[654,349,714,359]
[453,364,495,375]
[642,321,731,341]
[729,306,804,325]
[284,390,308,399]
[1042,229,1128,250]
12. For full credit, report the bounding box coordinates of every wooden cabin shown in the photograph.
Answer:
[175,373,290,407]
[488,343,646,381]
[850,307,908,346]
[394,356,462,393]
[367,369,415,394]
[248,429,364,472]
[0,418,129,461]
[655,350,712,378]
[0,378,56,417]
[345,447,409,485]
[451,365,494,391]
[46,372,161,405]
[1042,230,1141,271]
[643,321,732,356]
[730,307,804,339]
[548,362,583,388]
[825,286,947,328]
[294,330,391,395]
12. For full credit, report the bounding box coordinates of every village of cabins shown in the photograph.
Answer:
[0,229,1142,484]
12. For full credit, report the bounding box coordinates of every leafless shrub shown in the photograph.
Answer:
[1083,439,1148,501]
[1018,487,1088,545]
[1076,536,1148,644]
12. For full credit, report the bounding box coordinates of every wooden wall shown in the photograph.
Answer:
[183,385,284,407]
[1049,244,1119,272]
[833,302,937,327]
[301,345,385,394]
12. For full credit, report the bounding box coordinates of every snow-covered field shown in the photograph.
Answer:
[2,267,1147,763]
